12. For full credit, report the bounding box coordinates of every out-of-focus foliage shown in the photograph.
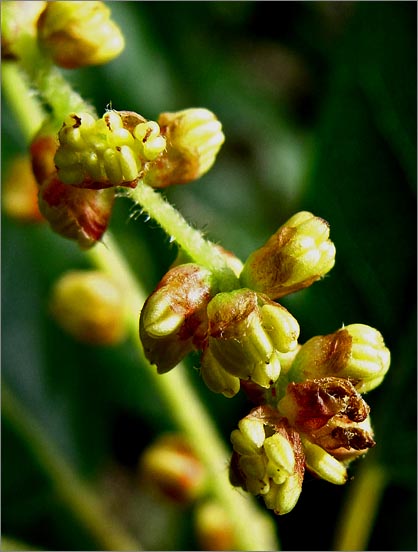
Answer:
[2,2,416,551]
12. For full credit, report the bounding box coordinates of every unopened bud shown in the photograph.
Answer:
[203,289,299,392]
[240,211,336,299]
[55,111,165,189]
[139,434,206,505]
[38,175,115,248]
[263,472,302,515]
[194,500,235,551]
[1,1,46,60]
[301,436,348,485]
[230,406,305,515]
[289,324,390,393]
[140,263,215,374]
[3,156,43,223]
[200,348,241,398]
[49,270,127,345]
[143,108,225,188]
[37,1,124,69]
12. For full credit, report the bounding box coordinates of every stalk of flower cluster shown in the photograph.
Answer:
[127,183,240,291]
[3,54,277,552]
[88,234,278,551]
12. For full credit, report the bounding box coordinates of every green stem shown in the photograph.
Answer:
[1,63,45,140]
[332,457,387,551]
[2,383,141,551]
[88,235,279,551]
[127,183,240,291]
[12,30,93,121]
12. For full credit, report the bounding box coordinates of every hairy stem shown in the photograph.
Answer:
[88,235,279,551]
[127,183,240,291]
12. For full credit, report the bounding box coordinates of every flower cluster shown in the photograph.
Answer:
[28,106,224,248]
[139,210,391,515]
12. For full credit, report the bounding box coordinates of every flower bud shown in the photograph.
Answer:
[278,378,376,468]
[200,347,241,398]
[139,263,216,374]
[49,270,127,345]
[289,324,390,393]
[3,156,44,223]
[202,289,299,392]
[309,414,375,462]
[1,1,46,60]
[194,500,235,551]
[229,405,305,515]
[38,175,115,248]
[138,434,206,505]
[278,377,370,434]
[55,111,165,189]
[240,211,336,299]
[300,436,348,485]
[142,108,225,188]
[37,1,124,69]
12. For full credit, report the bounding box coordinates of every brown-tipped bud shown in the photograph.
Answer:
[201,289,299,393]
[37,1,124,69]
[289,324,391,394]
[308,414,376,462]
[139,264,216,374]
[229,405,305,515]
[194,500,235,551]
[142,108,225,188]
[49,270,127,345]
[3,156,44,223]
[278,377,376,468]
[38,175,115,249]
[278,377,370,433]
[240,211,336,299]
[1,1,46,60]
[138,434,206,505]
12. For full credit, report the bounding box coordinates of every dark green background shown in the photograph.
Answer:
[2,2,416,550]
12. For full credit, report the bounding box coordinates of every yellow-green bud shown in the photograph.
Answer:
[300,436,347,485]
[194,500,235,551]
[142,108,225,188]
[1,1,46,60]
[138,434,206,505]
[289,324,390,393]
[263,472,302,515]
[229,405,305,515]
[203,289,299,392]
[240,211,336,299]
[55,111,166,189]
[200,347,241,398]
[37,1,125,69]
[139,263,215,374]
[49,270,127,345]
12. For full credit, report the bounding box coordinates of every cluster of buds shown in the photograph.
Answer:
[55,111,166,188]
[229,321,390,514]
[139,211,391,515]
[27,106,224,248]
[140,212,337,398]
